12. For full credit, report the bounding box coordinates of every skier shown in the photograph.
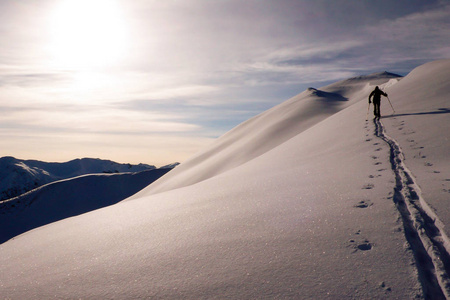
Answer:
[368,86,388,118]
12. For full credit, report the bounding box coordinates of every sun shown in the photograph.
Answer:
[48,0,128,70]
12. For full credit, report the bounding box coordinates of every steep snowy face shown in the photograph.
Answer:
[136,72,401,196]
[0,157,54,201]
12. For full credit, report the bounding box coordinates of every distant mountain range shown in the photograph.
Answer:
[0,156,175,201]
[0,168,173,243]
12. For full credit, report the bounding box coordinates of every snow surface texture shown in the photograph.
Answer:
[0,60,448,299]
[0,168,171,244]
[0,157,156,201]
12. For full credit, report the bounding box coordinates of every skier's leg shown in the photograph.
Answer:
[374,101,381,117]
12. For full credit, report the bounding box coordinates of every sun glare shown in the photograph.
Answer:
[48,0,128,70]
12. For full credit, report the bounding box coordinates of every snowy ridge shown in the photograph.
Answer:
[375,117,450,299]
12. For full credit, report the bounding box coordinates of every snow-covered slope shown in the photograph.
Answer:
[0,168,172,244]
[0,157,155,201]
[135,71,401,196]
[381,60,450,228]
[0,60,448,299]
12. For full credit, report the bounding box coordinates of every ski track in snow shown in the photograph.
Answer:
[373,117,450,300]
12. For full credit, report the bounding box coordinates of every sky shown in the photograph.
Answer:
[0,0,449,166]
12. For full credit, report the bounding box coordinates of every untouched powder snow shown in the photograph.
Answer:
[0,60,448,299]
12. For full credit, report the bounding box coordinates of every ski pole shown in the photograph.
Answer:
[386,95,395,113]
[366,102,370,120]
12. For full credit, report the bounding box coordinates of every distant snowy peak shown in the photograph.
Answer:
[371,71,402,78]
[345,71,402,81]
[317,71,403,102]
[324,71,402,90]
[0,156,163,201]
[21,157,157,178]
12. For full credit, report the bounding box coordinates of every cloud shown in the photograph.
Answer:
[0,72,71,88]
[122,0,449,92]
[135,85,220,101]
[228,41,364,86]
[364,3,450,62]
[1,102,200,134]
[238,2,450,81]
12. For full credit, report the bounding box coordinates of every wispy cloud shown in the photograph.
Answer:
[0,72,71,88]
[363,3,450,66]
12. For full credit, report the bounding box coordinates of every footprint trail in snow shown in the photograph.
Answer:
[374,117,450,300]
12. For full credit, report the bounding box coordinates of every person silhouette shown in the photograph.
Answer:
[368,86,387,118]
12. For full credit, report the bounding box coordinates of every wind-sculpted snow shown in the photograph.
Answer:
[0,60,448,299]
[306,87,348,101]
[0,168,171,244]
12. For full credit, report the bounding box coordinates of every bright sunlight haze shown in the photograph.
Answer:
[48,0,128,70]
